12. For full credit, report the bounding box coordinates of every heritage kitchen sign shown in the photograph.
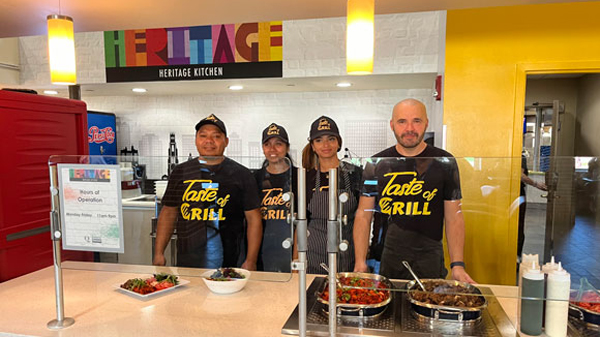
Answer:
[104,22,283,82]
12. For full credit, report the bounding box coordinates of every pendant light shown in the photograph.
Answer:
[346,0,374,75]
[47,12,76,85]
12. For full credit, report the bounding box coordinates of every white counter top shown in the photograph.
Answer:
[0,262,520,337]
[0,263,304,337]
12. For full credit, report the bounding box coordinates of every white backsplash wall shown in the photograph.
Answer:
[84,88,435,179]
[284,12,440,77]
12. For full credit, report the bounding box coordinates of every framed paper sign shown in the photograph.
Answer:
[57,164,124,253]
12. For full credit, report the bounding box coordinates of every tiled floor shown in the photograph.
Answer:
[523,203,600,289]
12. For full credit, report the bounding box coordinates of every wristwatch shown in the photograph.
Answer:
[450,261,465,269]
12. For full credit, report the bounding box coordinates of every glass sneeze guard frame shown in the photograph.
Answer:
[46,154,600,331]
[48,155,295,283]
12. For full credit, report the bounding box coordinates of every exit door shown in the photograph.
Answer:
[523,100,574,262]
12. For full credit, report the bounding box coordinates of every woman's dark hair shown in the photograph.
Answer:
[302,143,316,170]
[301,135,343,170]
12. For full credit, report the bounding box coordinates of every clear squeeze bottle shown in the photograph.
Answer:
[541,256,558,274]
[520,253,540,285]
[544,262,570,337]
[541,255,558,327]
[520,262,544,336]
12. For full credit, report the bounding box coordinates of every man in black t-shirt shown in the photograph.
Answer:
[153,114,262,270]
[353,99,475,283]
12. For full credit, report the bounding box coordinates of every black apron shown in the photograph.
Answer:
[379,224,448,280]
[259,169,293,273]
[306,167,358,274]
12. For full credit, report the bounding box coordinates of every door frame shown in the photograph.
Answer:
[513,61,600,159]
[512,61,600,263]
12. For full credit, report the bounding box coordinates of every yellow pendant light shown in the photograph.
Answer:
[47,14,77,85]
[346,0,374,75]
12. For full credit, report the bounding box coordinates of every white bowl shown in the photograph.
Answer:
[201,268,250,295]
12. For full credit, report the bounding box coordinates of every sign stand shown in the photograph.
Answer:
[47,165,75,330]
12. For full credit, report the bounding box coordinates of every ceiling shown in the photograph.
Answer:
[0,0,591,97]
[0,0,589,39]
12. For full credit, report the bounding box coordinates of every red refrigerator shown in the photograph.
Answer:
[0,90,91,282]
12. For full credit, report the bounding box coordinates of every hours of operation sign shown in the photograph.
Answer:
[57,164,124,253]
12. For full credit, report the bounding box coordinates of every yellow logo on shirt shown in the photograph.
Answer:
[379,171,437,216]
[261,188,290,220]
[180,179,230,220]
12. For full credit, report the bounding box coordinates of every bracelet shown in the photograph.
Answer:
[450,261,465,269]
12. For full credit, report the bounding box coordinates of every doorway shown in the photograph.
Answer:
[521,74,600,288]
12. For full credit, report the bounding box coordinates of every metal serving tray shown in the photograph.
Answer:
[282,278,516,337]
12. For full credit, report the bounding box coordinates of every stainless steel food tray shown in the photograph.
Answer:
[282,278,516,336]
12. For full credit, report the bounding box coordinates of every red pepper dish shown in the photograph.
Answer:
[320,276,390,305]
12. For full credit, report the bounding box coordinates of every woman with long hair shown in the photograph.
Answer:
[299,116,361,274]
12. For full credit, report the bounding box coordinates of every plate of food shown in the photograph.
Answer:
[115,273,189,298]
[201,268,250,295]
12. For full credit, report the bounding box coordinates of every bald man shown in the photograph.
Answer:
[353,99,474,283]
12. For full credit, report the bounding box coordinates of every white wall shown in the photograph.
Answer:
[19,32,107,87]
[0,38,19,86]
[84,88,434,179]
[284,12,440,77]
[575,74,600,156]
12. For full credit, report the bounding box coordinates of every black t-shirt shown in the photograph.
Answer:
[254,166,298,221]
[162,157,261,266]
[363,145,462,241]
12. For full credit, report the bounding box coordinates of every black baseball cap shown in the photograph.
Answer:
[262,123,289,144]
[195,114,227,136]
[309,116,340,141]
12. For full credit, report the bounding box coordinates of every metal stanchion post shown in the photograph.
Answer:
[327,168,338,337]
[292,168,308,337]
[47,165,75,330]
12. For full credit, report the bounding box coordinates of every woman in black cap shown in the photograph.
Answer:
[254,123,297,272]
[300,116,362,274]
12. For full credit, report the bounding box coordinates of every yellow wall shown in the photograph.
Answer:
[444,2,600,285]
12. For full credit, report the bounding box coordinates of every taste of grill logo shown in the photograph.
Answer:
[317,118,331,131]
[378,171,437,216]
[180,179,230,221]
[260,188,290,220]
[267,124,280,135]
